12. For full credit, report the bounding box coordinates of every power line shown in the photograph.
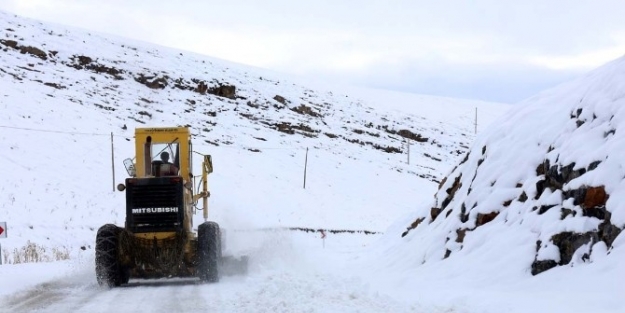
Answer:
[0,125,129,137]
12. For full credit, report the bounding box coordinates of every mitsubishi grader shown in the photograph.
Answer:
[95,127,244,287]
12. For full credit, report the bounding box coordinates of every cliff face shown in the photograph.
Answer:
[400,56,625,275]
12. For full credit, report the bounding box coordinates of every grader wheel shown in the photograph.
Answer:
[95,224,122,287]
[198,221,222,283]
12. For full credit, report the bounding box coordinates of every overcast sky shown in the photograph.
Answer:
[1,1,624,103]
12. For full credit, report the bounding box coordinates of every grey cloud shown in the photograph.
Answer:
[304,61,584,103]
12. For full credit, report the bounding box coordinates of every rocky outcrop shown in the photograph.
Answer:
[67,55,124,79]
[397,129,428,143]
[291,104,321,118]
[207,84,236,99]
[273,95,288,105]
[403,143,623,275]
[134,73,168,89]
[1,39,48,60]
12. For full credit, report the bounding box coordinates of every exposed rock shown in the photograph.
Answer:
[518,191,528,202]
[207,84,236,99]
[537,204,556,215]
[438,176,448,191]
[430,208,442,221]
[373,144,402,153]
[545,165,563,190]
[291,104,321,118]
[588,160,602,171]
[564,188,586,206]
[560,208,575,219]
[43,82,66,89]
[273,95,288,105]
[76,55,92,66]
[239,113,258,121]
[68,56,124,79]
[1,39,49,60]
[598,221,622,247]
[476,211,499,226]
[583,186,607,209]
[560,162,585,182]
[551,231,596,265]
[138,111,152,118]
[273,122,318,137]
[135,73,168,89]
[531,260,558,275]
[535,179,546,199]
[0,39,18,49]
[440,174,462,210]
[456,228,468,243]
[401,217,425,237]
[397,129,428,142]
[459,203,470,223]
[535,160,546,176]
[94,103,116,111]
[195,81,208,94]
[583,205,608,220]
[19,46,47,60]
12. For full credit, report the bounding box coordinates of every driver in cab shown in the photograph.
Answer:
[155,151,178,176]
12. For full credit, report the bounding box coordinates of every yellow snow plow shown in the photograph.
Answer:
[95,126,247,287]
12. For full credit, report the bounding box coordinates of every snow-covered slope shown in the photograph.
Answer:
[0,10,508,263]
[365,54,625,312]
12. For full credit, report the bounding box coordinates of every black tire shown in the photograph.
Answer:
[121,267,131,284]
[198,221,221,283]
[95,224,122,287]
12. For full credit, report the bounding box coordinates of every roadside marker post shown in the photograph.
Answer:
[0,222,6,265]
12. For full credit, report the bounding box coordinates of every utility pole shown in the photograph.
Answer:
[406,138,410,165]
[111,132,115,192]
[474,107,478,134]
[303,147,308,189]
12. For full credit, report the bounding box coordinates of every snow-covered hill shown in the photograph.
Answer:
[363,54,625,312]
[0,10,508,263]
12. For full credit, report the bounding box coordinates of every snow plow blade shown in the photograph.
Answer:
[221,255,249,276]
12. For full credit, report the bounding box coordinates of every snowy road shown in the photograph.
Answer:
[0,232,424,313]
[4,272,417,313]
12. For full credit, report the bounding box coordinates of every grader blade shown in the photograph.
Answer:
[221,255,249,276]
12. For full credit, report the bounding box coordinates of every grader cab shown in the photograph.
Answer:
[95,127,235,287]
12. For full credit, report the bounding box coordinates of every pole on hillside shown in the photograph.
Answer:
[474,107,478,134]
[406,138,410,165]
[303,147,309,189]
[111,132,115,192]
